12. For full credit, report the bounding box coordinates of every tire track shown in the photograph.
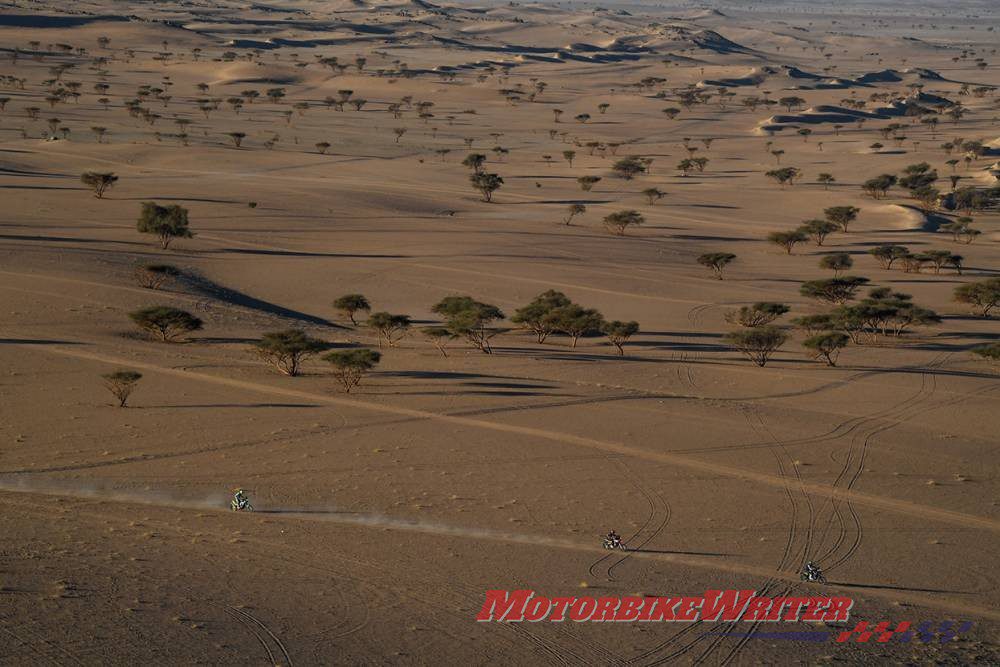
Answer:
[662,408,808,667]
[812,354,948,572]
[605,460,672,582]
[224,607,276,665]
[225,606,294,667]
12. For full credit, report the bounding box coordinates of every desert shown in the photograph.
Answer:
[1,0,999,664]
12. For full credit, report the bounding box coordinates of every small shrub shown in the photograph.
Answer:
[102,370,142,407]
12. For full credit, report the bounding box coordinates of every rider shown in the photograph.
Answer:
[606,529,621,546]
[803,561,822,579]
[233,488,248,509]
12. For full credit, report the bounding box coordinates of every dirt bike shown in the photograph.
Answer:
[800,569,826,583]
[602,537,627,551]
[231,497,254,512]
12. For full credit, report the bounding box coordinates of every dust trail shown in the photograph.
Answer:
[0,476,606,551]
[0,476,229,510]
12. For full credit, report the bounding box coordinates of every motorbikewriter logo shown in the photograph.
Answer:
[476,589,853,623]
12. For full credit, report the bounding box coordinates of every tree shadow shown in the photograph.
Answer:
[378,389,568,397]
[0,167,68,177]
[0,233,147,246]
[219,248,409,259]
[150,403,321,409]
[257,509,360,515]
[506,199,615,205]
[0,185,87,191]
[179,272,342,328]
[646,342,730,352]
[834,581,968,595]
[492,346,660,362]
[117,196,246,204]
[671,234,757,242]
[194,336,262,345]
[380,370,554,385]
[632,548,736,557]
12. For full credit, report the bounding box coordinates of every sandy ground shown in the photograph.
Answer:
[1,0,999,664]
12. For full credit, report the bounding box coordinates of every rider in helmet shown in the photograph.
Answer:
[233,488,247,509]
[803,561,821,579]
[606,529,621,546]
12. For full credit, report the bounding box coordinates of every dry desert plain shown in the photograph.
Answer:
[1,0,1000,664]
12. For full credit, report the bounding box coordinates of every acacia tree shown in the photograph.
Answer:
[766,167,801,188]
[128,306,203,341]
[803,332,849,366]
[941,218,981,244]
[954,278,1000,316]
[227,131,246,148]
[323,349,381,392]
[819,253,853,276]
[724,302,789,327]
[422,326,457,357]
[974,342,1000,364]
[137,202,192,249]
[862,174,897,199]
[824,205,860,232]
[470,172,503,202]
[253,329,327,376]
[917,249,960,274]
[563,203,586,225]
[512,290,571,342]
[102,370,142,407]
[767,229,808,254]
[432,296,505,354]
[367,312,411,347]
[725,326,787,367]
[541,304,605,348]
[643,188,666,205]
[828,288,939,343]
[792,313,834,335]
[462,153,486,173]
[800,276,869,304]
[577,176,601,191]
[779,96,806,111]
[612,156,646,180]
[603,320,639,355]
[80,171,118,198]
[697,252,736,279]
[333,294,371,325]
[603,210,644,236]
[869,244,909,269]
[800,219,840,246]
[133,263,179,289]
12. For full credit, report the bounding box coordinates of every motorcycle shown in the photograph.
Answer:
[800,567,826,583]
[602,536,627,551]
[231,496,254,512]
